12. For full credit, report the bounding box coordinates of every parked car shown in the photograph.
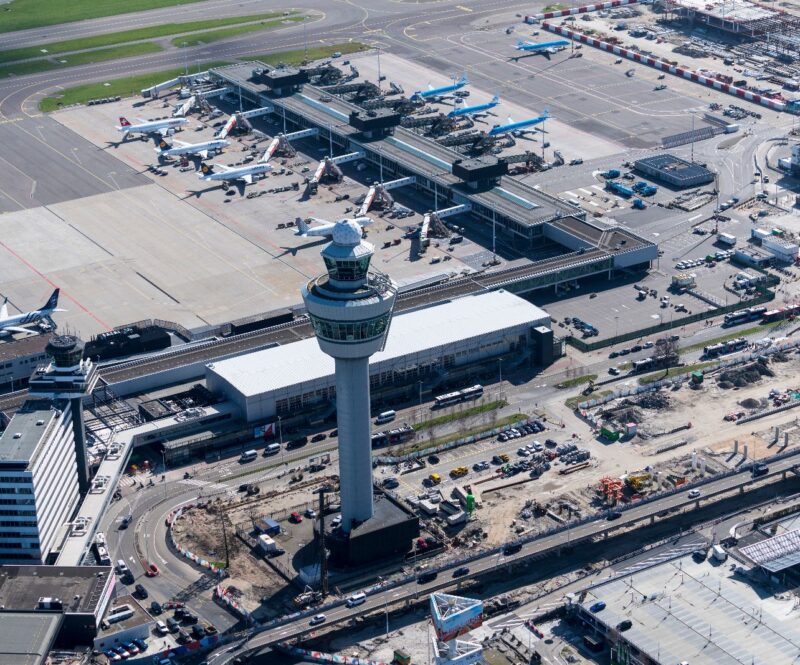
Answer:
[589,601,606,613]
[135,584,148,599]
[150,601,163,615]
[290,512,303,523]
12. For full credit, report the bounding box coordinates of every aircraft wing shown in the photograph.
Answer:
[1,325,34,334]
[173,139,189,147]
[0,300,7,319]
[198,149,209,159]
[240,174,253,184]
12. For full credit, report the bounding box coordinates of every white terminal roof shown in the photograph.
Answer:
[207,290,547,396]
[672,0,776,21]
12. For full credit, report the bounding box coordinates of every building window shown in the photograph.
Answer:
[309,312,391,343]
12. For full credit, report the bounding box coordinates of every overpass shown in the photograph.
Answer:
[209,449,800,663]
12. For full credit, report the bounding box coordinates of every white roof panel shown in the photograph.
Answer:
[207,290,547,397]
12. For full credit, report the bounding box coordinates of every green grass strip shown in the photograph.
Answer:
[555,374,598,390]
[172,16,304,48]
[0,13,292,64]
[680,320,783,354]
[38,61,231,112]
[637,361,716,385]
[0,0,211,34]
[0,42,162,79]
[253,41,369,67]
[414,400,508,432]
[393,413,528,456]
[566,390,612,410]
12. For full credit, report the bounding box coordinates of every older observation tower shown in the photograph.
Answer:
[302,220,396,532]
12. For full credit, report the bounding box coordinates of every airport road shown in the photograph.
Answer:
[207,451,800,663]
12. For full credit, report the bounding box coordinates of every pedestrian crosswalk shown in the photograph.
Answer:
[179,478,231,493]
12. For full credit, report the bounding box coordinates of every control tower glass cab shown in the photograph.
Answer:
[45,335,85,371]
[302,220,396,532]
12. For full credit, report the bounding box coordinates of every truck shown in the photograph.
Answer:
[632,198,646,209]
[633,181,657,196]
[606,180,634,198]
[257,517,281,536]
[601,169,621,179]
[711,545,727,562]
[718,232,737,246]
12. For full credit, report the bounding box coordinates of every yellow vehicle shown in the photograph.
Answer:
[429,473,441,485]
[499,453,510,463]
[450,466,468,478]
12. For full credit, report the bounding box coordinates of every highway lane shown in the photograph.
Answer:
[209,450,800,663]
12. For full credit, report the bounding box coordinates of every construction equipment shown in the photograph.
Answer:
[625,472,651,492]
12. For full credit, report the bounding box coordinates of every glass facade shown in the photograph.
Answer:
[309,311,391,343]
[323,256,372,282]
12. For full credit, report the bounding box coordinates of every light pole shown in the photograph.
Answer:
[161,450,167,499]
[498,357,503,384]
[418,380,423,406]
[278,416,285,467]
[614,316,619,340]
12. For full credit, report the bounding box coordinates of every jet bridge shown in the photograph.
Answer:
[306,151,365,195]
[420,204,472,245]
[357,176,416,216]
[264,128,320,161]
[216,106,274,139]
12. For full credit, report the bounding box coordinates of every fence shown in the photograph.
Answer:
[567,285,776,353]
[576,337,800,411]
[167,505,227,575]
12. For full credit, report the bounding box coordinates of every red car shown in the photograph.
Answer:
[145,563,160,577]
[290,512,303,524]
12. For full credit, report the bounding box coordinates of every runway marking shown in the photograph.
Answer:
[456,4,473,11]
[564,190,578,198]
[591,184,603,191]
[688,213,702,221]
[579,188,593,195]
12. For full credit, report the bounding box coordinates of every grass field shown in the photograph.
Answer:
[566,390,612,410]
[394,413,528,456]
[254,41,369,66]
[414,400,508,432]
[172,16,304,48]
[0,43,163,79]
[680,320,783,354]
[38,62,230,112]
[0,0,209,33]
[637,361,716,385]
[39,41,368,111]
[0,13,292,64]
[555,374,597,390]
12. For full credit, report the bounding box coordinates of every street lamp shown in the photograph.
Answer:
[378,576,389,636]
[614,316,619,340]
[498,357,503,384]
[278,415,285,467]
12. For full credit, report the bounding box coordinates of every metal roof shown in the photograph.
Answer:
[579,553,800,665]
[0,612,61,665]
[0,400,58,465]
[740,529,800,572]
[207,290,548,397]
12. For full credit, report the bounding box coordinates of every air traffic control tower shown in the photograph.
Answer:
[302,220,396,532]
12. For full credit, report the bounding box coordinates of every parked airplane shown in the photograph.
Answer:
[516,39,570,60]
[116,116,187,138]
[0,289,65,335]
[295,216,373,237]
[488,111,549,137]
[448,94,500,118]
[156,138,229,160]
[412,74,468,101]
[197,160,272,184]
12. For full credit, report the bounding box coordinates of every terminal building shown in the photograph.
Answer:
[0,399,81,564]
[206,290,552,423]
[634,154,716,189]
[208,62,658,281]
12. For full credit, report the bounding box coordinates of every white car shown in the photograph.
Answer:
[688,489,702,499]
[310,614,326,626]
[517,448,529,456]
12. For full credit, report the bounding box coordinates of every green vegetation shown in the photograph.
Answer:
[566,390,612,410]
[555,374,597,390]
[394,413,528,456]
[414,400,508,432]
[542,3,566,10]
[637,361,716,385]
[680,320,783,354]
[172,16,304,48]
[0,43,162,79]
[38,61,230,112]
[0,13,293,64]
[0,0,208,33]
[254,41,369,67]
